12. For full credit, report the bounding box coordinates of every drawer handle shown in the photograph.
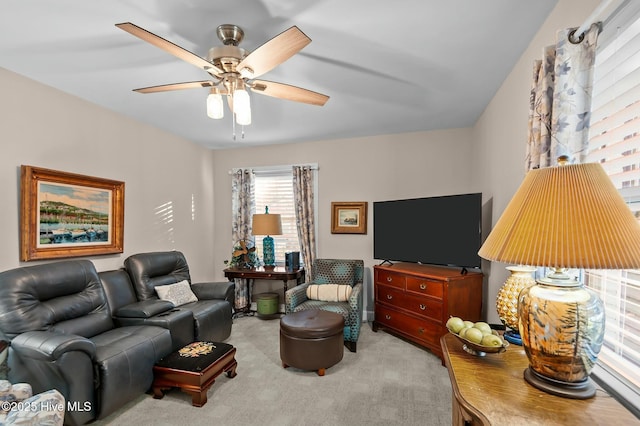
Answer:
[386,294,393,300]
[385,314,391,320]
[386,277,393,282]
[418,327,424,334]
[419,283,426,290]
[419,304,426,310]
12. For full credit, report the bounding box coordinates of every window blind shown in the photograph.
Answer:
[585,0,640,412]
[254,170,301,265]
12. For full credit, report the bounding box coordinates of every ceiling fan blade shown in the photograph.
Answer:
[251,80,329,106]
[133,81,218,93]
[237,26,311,79]
[115,22,223,75]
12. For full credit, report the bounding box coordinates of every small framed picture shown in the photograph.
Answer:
[331,202,367,234]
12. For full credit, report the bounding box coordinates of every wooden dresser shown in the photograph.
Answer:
[372,263,483,360]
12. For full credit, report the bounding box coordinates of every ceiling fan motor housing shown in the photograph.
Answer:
[207,45,248,74]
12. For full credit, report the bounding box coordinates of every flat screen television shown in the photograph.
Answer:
[373,193,482,269]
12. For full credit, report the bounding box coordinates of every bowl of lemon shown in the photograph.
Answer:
[446,316,508,356]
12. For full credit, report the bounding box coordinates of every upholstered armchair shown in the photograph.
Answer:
[285,259,364,352]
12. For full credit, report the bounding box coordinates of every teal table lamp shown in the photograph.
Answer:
[252,206,282,269]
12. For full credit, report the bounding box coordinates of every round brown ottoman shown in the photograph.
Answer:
[280,310,345,376]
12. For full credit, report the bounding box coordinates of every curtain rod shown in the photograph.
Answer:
[572,0,625,41]
[228,163,319,174]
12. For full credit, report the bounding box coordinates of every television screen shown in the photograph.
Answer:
[373,193,482,269]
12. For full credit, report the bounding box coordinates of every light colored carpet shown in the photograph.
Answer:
[93,316,453,426]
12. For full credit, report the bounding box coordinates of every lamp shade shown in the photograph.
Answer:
[479,162,640,399]
[478,162,640,269]
[252,213,282,236]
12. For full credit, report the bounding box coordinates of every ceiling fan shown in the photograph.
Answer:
[115,22,329,137]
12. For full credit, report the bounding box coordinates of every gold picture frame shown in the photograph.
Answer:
[331,202,367,234]
[20,165,125,261]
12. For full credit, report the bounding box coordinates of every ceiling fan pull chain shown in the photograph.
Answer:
[232,108,237,141]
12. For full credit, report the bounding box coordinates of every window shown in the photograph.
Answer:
[585,0,640,413]
[253,168,311,266]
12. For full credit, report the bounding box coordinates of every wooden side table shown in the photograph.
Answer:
[440,333,639,425]
[223,266,305,314]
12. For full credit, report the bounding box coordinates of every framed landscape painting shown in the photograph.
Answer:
[331,202,367,234]
[20,165,125,261]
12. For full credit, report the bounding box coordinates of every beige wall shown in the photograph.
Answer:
[472,0,600,323]
[212,129,477,317]
[0,68,216,281]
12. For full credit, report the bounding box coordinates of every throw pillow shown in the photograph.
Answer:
[306,284,353,302]
[155,280,198,306]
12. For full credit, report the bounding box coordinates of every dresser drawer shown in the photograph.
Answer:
[406,276,443,299]
[375,305,441,346]
[375,285,406,306]
[404,293,443,322]
[376,285,442,322]
[376,270,406,290]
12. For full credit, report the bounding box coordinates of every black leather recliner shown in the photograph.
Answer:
[99,269,195,351]
[0,260,173,426]
[124,251,234,343]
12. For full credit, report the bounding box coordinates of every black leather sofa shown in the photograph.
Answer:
[0,260,173,425]
[0,251,235,425]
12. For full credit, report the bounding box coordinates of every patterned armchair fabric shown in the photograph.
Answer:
[285,259,364,352]
[0,381,65,425]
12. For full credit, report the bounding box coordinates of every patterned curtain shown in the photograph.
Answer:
[292,166,317,279]
[231,169,255,310]
[526,23,600,170]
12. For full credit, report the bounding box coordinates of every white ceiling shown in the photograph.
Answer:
[1,0,557,150]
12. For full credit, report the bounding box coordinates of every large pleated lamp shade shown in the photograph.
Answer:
[478,161,640,399]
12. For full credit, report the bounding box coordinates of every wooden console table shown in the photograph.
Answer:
[440,333,639,425]
[223,266,305,314]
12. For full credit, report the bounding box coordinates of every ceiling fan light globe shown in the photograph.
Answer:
[206,93,224,119]
[234,88,251,125]
[235,108,251,126]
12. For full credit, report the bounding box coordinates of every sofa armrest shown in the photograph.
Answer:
[285,283,310,313]
[191,281,234,303]
[114,299,175,318]
[11,331,95,361]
